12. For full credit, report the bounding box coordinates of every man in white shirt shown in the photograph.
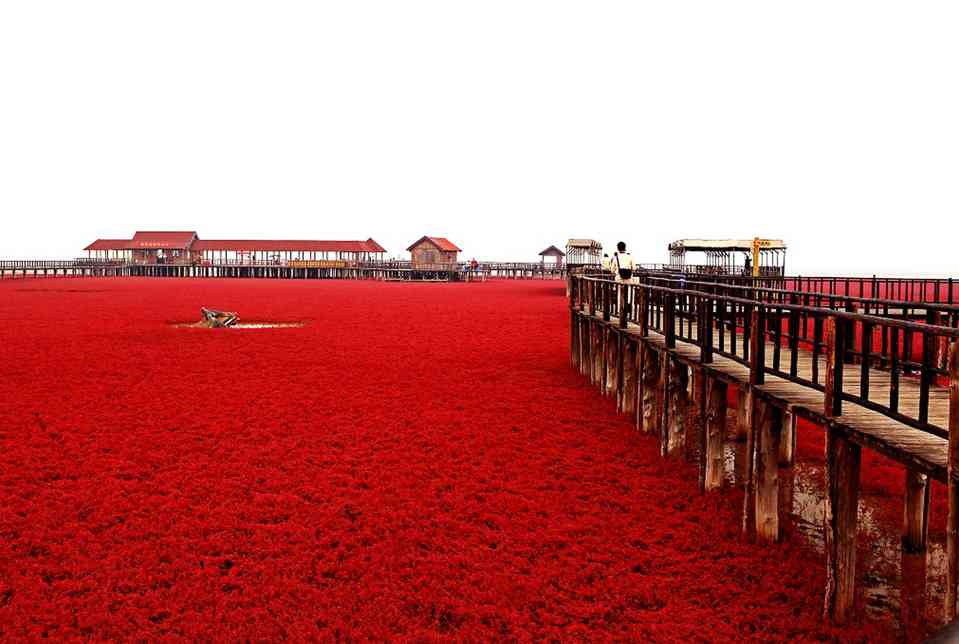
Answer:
[612,241,635,282]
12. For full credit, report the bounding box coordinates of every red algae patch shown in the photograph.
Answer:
[0,277,898,641]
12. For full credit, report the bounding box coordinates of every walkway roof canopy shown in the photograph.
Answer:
[668,239,786,253]
[567,238,602,249]
[193,239,384,253]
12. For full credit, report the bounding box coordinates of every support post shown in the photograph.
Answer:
[692,365,707,470]
[824,427,862,624]
[753,398,783,542]
[657,352,670,454]
[779,410,797,467]
[902,469,930,554]
[592,322,604,387]
[606,328,620,397]
[579,316,590,377]
[735,387,748,441]
[620,338,638,416]
[704,376,728,492]
[665,358,688,457]
[570,308,580,368]
[640,345,658,434]
[946,340,959,620]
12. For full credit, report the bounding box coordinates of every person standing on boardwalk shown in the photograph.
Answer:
[602,253,612,276]
[469,257,479,281]
[612,241,634,282]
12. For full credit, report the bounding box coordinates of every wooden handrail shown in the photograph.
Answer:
[574,275,959,439]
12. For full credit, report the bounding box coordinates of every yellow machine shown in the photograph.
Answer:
[751,238,779,277]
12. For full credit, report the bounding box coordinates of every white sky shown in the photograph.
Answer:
[1,1,956,275]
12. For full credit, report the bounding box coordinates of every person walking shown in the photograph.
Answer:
[612,241,634,282]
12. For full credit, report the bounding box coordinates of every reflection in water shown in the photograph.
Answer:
[717,410,944,641]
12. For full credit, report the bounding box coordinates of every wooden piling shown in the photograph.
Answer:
[592,321,604,388]
[666,357,688,457]
[779,410,797,467]
[823,427,862,624]
[606,328,620,397]
[735,387,748,441]
[579,317,590,377]
[658,352,671,455]
[640,345,658,435]
[620,338,638,416]
[693,365,708,484]
[753,398,783,542]
[946,340,959,620]
[704,375,728,492]
[902,469,930,554]
[570,309,579,368]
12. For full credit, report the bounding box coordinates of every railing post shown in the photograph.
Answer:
[664,292,676,348]
[639,287,649,336]
[603,281,611,322]
[920,325,934,426]
[701,298,714,364]
[749,306,765,385]
[824,315,845,418]
[843,299,856,364]
[619,284,628,329]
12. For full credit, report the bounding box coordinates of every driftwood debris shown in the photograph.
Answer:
[200,307,239,328]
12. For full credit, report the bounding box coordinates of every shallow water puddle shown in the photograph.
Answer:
[170,321,305,329]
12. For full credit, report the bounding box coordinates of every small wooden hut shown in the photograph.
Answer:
[407,236,462,267]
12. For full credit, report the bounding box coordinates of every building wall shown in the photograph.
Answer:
[410,243,458,266]
[131,249,194,265]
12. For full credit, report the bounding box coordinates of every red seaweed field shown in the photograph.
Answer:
[0,277,902,640]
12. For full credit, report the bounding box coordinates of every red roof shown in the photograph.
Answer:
[406,236,462,252]
[365,238,386,253]
[193,239,386,253]
[539,245,566,256]
[130,231,198,249]
[84,239,135,251]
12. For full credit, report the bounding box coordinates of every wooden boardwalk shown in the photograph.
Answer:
[569,275,959,626]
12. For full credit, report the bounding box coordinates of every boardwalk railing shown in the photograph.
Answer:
[575,275,959,438]
[0,259,127,279]
[637,273,959,373]
[648,270,959,305]
[0,259,124,269]
[569,274,959,624]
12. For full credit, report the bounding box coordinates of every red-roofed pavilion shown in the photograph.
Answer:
[84,232,387,265]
